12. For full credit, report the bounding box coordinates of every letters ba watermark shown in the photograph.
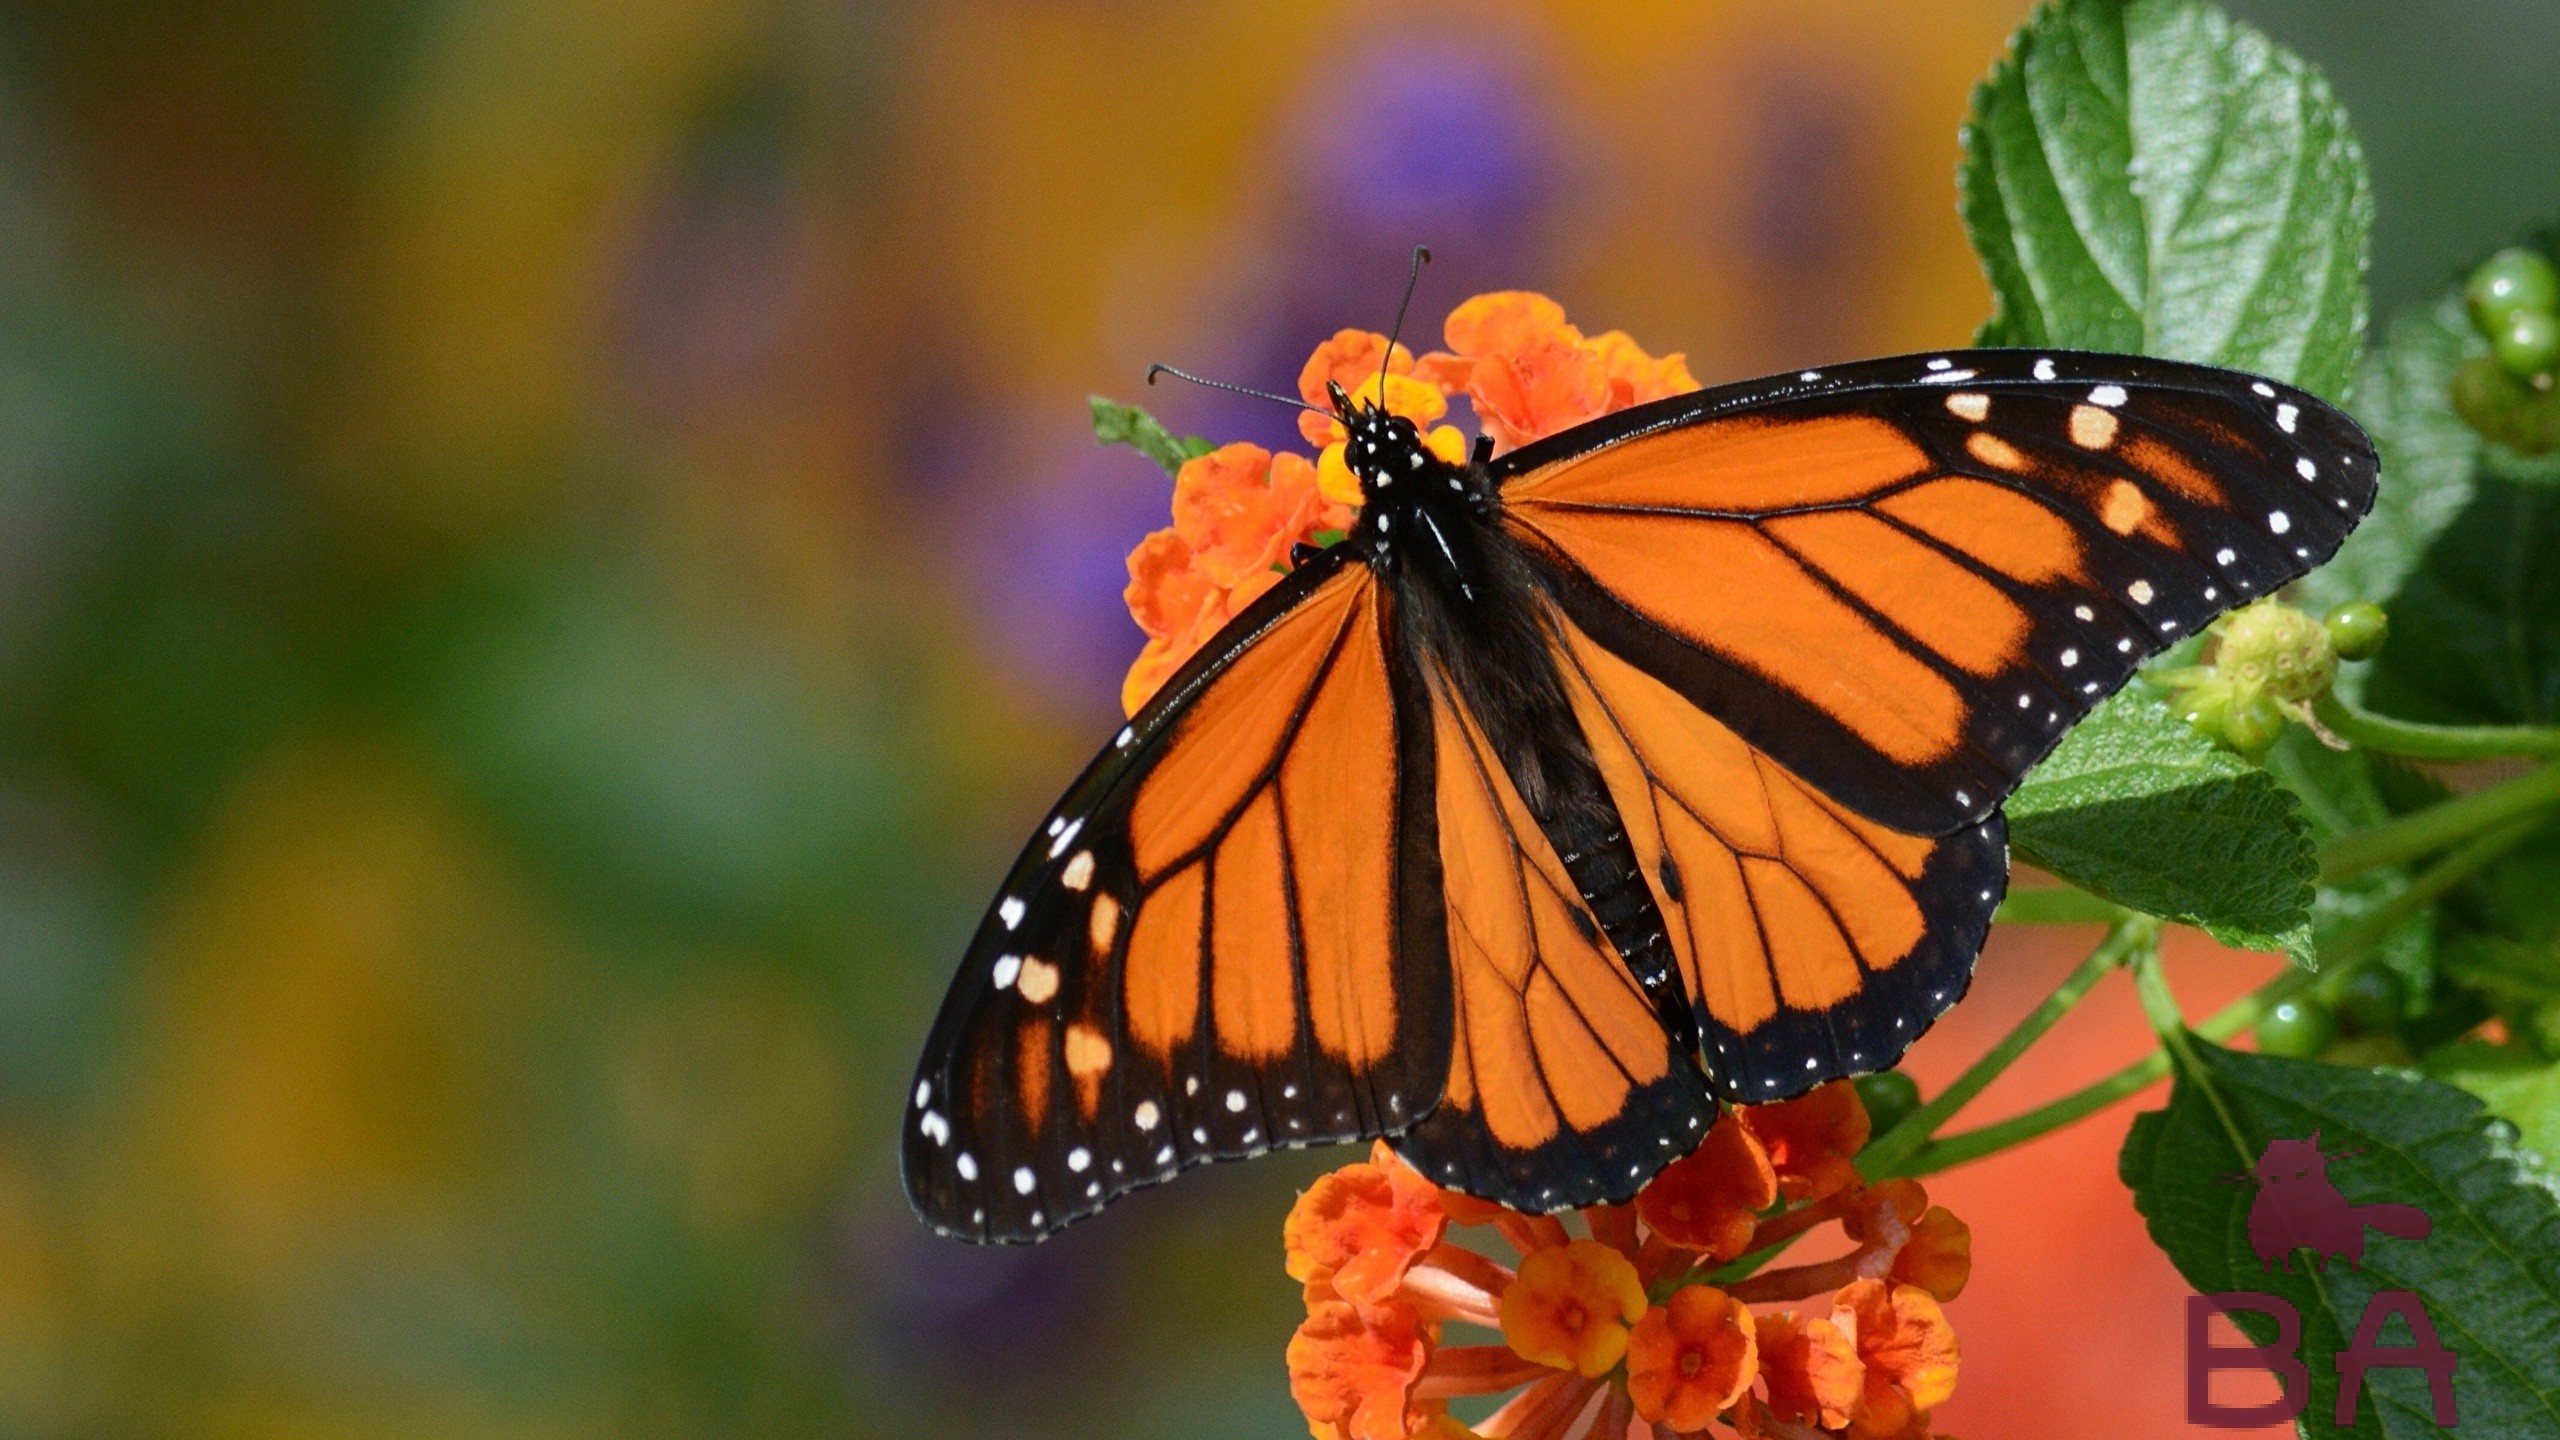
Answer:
[2187,1130,2457,1428]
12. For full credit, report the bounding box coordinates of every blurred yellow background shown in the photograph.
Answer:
[0,1,2551,1436]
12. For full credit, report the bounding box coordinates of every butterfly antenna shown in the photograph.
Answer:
[1144,364,1328,417]
[1378,244,1433,399]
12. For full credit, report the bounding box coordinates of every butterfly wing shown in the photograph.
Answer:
[1500,350,2378,837]
[1549,612,2006,1101]
[903,550,1450,1242]
[1388,661,1717,1212]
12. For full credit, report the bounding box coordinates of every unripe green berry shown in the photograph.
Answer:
[1852,1071,1922,1140]
[2323,601,2388,661]
[2450,356,2560,455]
[2468,246,2559,334]
[2493,308,2560,381]
[2256,997,2337,1059]
[2215,600,2335,704]
[2328,964,2406,1036]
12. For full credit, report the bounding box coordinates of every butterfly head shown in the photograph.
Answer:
[1325,379,1437,500]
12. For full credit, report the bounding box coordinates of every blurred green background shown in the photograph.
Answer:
[0,1,2547,1436]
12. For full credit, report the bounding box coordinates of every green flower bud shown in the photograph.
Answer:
[2468,246,2560,335]
[2214,599,2335,704]
[1852,1071,1921,1140]
[2256,997,2337,1059]
[2223,689,2284,758]
[2322,601,2388,661]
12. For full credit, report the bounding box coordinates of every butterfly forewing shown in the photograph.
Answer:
[903,553,1450,1242]
[1500,350,2378,838]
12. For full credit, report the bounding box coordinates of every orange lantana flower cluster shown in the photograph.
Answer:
[1120,294,1698,716]
[1282,1083,1970,1440]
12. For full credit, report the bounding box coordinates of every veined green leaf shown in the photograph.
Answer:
[1090,396,1215,476]
[1962,0,2371,400]
[2010,691,2316,961]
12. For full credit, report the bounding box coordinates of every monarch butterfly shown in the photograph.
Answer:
[904,337,2374,1244]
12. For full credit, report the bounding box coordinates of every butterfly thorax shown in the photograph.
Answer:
[1329,388,1499,603]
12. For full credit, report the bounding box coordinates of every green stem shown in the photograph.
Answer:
[1992,886,2129,925]
[2317,761,2560,882]
[1885,822,2533,1179]
[1857,917,2155,1180]
[2323,815,2544,970]
[1888,963,2306,1180]
[2129,945,2254,1160]
[2314,692,2560,762]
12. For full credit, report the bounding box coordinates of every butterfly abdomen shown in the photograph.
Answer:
[1390,494,1702,1061]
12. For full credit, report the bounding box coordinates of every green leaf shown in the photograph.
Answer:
[2122,1040,2560,1438]
[2299,288,2486,639]
[2428,1040,2560,1168]
[2362,471,2560,730]
[1090,396,1216,476]
[2009,690,2316,961]
[1961,0,2372,400]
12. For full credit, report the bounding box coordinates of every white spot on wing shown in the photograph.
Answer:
[916,1081,932,1107]
[1919,368,1978,384]
[2073,605,2096,622]
[1014,1167,1037,1195]
[1061,851,1095,892]
[998,897,1025,930]
[1068,1148,1091,1173]
[991,955,1022,990]
[2216,548,2237,566]
[1225,1089,1248,1113]
[1927,357,1953,370]
[1134,1101,1160,1130]
[2033,357,2057,381]
[2061,648,2080,667]
[2252,381,2276,398]
[2296,457,2317,481]
[2269,510,2292,535]
[1048,818,1084,859]
[2089,385,2128,407]
[2129,579,2156,605]
[2276,404,2299,433]
[957,1152,978,1181]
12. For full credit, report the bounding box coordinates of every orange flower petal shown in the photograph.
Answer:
[1439,292,1576,358]
[1498,1240,1647,1378]
[1586,329,1699,408]
[1298,330,1423,445]
[1740,1080,1872,1202]
[1635,1113,1778,1260]
[1833,1279,1960,1417]
[1894,1207,1972,1303]
[1626,1285,1757,1431]
[1754,1309,1863,1430]
[1290,1298,1434,1440]
[1285,1154,1450,1310]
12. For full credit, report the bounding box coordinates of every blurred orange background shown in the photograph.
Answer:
[0,0,2552,1435]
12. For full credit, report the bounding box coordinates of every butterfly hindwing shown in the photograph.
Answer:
[1501,349,2377,837]
[1388,665,1717,1212]
[903,552,1450,1242]
[1551,614,2005,1103]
